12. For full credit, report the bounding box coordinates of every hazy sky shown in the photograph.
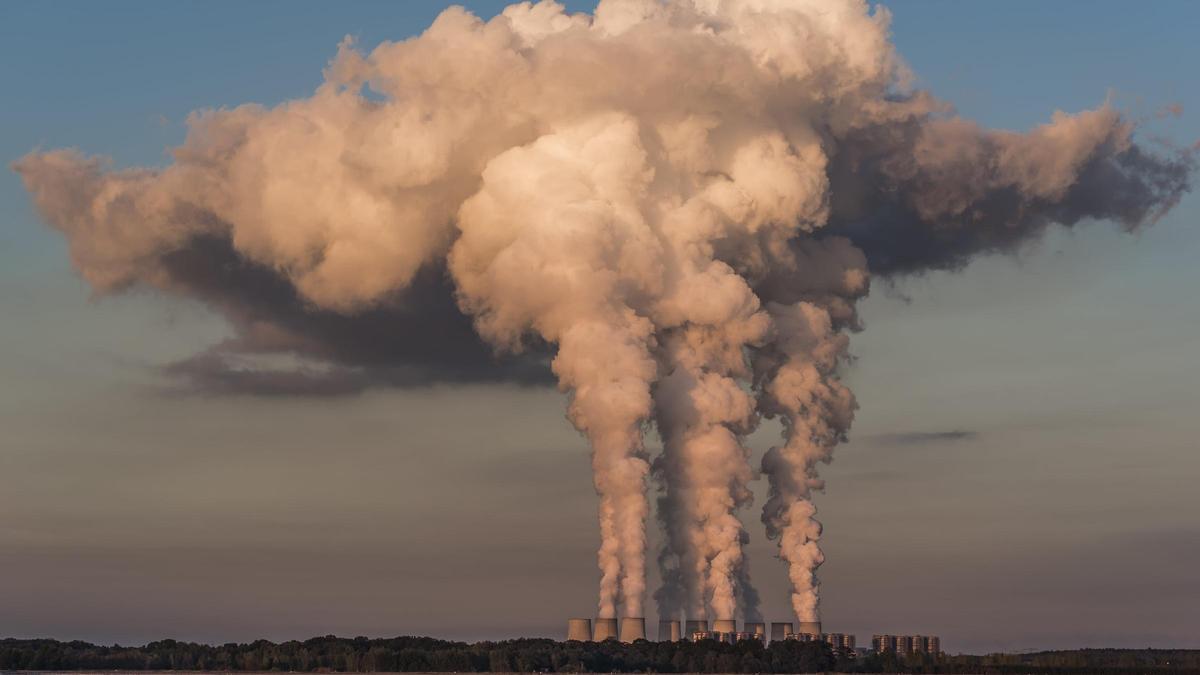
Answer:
[2,0,1198,654]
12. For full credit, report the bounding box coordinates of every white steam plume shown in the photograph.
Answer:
[754,301,857,622]
[14,0,1192,625]
[653,323,764,621]
[751,237,869,622]
[449,115,660,617]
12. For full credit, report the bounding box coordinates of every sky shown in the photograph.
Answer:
[1,0,1198,655]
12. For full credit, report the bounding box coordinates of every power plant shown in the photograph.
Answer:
[657,620,681,642]
[618,617,646,642]
[566,617,942,656]
[797,620,822,636]
[711,619,737,634]
[592,617,618,642]
[566,618,592,642]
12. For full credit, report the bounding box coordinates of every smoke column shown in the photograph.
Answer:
[449,116,660,618]
[653,322,764,622]
[14,0,1192,625]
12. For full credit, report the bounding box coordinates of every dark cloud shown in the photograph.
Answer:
[155,234,554,396]
[826,106,1196,277]
[162,352,374,398]
[868,430,979,446]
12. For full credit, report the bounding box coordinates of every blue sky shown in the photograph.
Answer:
[1,0,1197,653]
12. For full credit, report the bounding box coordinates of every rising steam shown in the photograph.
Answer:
[14,0,1192,626]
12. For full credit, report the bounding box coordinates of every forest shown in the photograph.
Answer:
[2,636,1199,674]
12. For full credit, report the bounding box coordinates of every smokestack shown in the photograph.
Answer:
[619,617,646,642]
[566,618,592,642]
[685,619,709,636]
[712,619,736,634]
[593,617,618,641]
[658,620,681,642]
[746,622,766,639]
[770,622,793,642]
[797,621,822,636]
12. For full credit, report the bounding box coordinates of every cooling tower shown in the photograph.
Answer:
[712,619,736,634]
[566,618,592,642]
[685,619,709,635]
[593,617,618,641]
[746,622,766,639]
[797,621,822,636]
[658,620,681,642]
[619,617,646,643]
[770,622,793,642]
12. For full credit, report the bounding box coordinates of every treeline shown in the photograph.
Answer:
[945,648,1200,674]
[2,636,1198,674]
[0,636,835,673]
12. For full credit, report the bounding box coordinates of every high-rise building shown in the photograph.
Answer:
[872,634,941,656]
[872,635,897,653]
[823,633,855,651]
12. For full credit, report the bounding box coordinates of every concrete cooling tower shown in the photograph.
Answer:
[619,617,646,642]
[685,619,709,635]
[593,618,618,641]
[712,619,737,634]
[770,622,793,642]
[746,622,766,639]
[797,621,822,636]
[566,618,592,642]
[658,620,681,642]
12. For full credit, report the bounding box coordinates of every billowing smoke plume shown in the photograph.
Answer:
[749,238,869,622]
[14,0,1192,626]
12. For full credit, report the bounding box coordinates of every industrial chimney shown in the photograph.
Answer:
[770,622,793,642]
[593,617,618,641]
[797,621,822,637]
[619,617,646,643]
[745,622,766,640]
[658,619,681,642]
[566,618,592,642]
[712,619,736,635]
